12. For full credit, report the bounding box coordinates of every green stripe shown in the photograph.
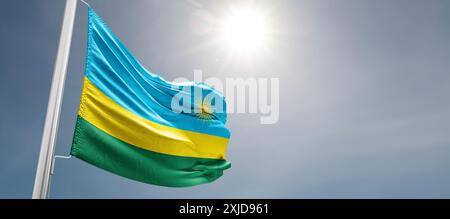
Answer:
[71,116,231,187]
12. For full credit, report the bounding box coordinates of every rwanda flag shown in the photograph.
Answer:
[71,7,231,187]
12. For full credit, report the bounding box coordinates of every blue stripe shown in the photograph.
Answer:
[84,7,230,138]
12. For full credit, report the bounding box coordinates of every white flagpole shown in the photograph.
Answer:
[32,0,78,199]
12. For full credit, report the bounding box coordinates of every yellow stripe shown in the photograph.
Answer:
[78,77,228,159]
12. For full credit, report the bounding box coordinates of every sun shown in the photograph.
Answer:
[196,101,216,121]
[221,7,270,53]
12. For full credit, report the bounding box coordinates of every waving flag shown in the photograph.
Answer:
[70,7,231,187]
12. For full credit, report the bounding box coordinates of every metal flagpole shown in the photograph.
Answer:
[32,0,78,199]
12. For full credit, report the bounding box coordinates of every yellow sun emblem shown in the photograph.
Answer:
[196,102,216,121]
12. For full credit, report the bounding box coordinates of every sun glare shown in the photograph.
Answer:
[221,7,269,53]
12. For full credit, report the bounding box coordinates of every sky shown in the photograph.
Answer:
[1,0,450,198]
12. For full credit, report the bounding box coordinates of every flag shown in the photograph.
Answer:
[70,7,231,187]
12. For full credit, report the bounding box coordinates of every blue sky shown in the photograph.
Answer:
[1,0,450,198]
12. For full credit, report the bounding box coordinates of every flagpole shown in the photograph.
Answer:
[32,0,78,199]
